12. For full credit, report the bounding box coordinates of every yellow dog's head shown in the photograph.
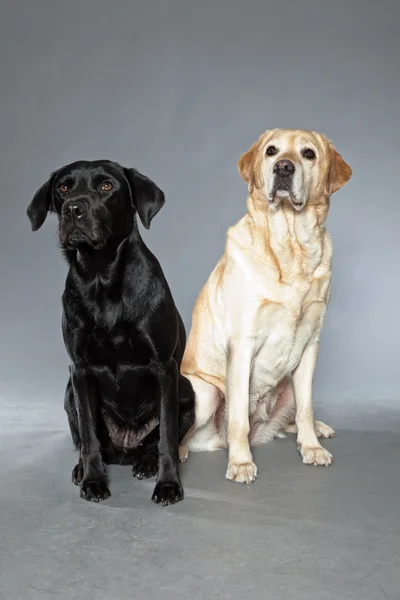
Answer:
[238,129,352,211]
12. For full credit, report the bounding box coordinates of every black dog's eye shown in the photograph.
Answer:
[100,181,113,192]
[59,183,68,193]
[266,146,277,156]
[303,148,316,160]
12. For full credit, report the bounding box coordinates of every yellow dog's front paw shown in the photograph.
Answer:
[300,445,333,466]
[226,460,258,484]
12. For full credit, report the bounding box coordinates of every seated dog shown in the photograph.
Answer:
[27,160,194,505]
[179,129,352,484]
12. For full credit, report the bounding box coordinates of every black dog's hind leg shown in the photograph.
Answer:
[152,360,186,506]
[64,376,80,447]
[178,374,195,442]
[131,428,160,480]
[70,366,111,502]
[64,376,84,485]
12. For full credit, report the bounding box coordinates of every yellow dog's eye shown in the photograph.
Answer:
[303,148,316,160]
[101,181,113,192]
[266,146,277,156]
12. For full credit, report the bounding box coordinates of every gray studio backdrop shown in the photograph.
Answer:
[1,0,399,430]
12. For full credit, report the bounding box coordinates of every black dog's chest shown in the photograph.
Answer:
[80,281,153,367]
[90,327,130,362]
[86,325,153,367]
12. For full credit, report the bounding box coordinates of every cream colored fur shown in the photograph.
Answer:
[180,129,352,484]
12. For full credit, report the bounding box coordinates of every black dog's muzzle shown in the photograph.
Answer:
[62,199,88,221]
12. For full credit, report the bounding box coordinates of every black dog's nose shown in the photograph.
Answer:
[273,160,295,177]
[63,202,86,219]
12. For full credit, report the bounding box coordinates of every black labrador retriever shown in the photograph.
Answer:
[27,160,194,506]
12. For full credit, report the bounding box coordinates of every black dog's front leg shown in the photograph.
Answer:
[152,359,184,506]
[71,366,111,502]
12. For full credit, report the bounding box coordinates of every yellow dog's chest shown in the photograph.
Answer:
[250,279,328,389]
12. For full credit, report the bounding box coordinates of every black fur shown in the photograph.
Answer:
[27,160,194,506]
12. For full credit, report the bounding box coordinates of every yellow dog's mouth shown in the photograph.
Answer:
[269,184,304,210]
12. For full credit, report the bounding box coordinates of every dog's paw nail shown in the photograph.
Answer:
[132,454,159,480]
[179,446,189,463]
[226,461,257,484]
[152,480,184,506]
[80,480,111,502]
[71,463,83,486]
[301,446,333,467]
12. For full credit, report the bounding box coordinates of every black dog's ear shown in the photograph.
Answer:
[27,174,56,231]
[124,168,165,229]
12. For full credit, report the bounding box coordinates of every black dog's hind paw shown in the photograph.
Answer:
[152,480,184,506]
[72,462,83,486]
[80,479,111,502]
[132,453,159,480]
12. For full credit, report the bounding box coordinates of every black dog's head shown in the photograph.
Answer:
[27,160,165,249]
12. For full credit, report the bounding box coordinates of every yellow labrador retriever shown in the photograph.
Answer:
[180,128,352,484]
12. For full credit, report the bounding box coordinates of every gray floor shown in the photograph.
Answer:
[1,394,399,600]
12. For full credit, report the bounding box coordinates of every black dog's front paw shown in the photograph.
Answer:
[152,479,184,506]
[132,453,159,480]
[72,462,83,486]
[80,479,111,502]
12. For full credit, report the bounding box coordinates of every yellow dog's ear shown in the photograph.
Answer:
[238,136,266,192]
[328,143,352,194]
[238,140,258,190]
